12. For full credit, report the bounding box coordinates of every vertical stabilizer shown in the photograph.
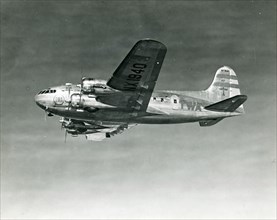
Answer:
[206,66,245,112]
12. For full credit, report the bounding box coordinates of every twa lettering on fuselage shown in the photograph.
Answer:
[179,99,202,111]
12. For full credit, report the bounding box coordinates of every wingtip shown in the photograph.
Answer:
[136,39,167,50]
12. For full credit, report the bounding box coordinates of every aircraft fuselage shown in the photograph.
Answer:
[35,83,239,125]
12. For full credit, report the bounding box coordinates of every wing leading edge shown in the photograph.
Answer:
[61,118,136,141]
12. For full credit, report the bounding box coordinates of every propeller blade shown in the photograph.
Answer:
[64,130,67,143]
[68,86,71,110]
[60,117,64,130]
[44,106,49,121]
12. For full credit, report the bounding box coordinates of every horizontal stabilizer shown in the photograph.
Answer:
[204,95,247,112]
[199,118,223,127]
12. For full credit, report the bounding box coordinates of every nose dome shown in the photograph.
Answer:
[34,92,48,110]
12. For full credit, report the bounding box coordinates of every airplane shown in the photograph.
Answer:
[35,39,247,141]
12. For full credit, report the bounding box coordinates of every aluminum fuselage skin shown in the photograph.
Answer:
[35,84,241,124]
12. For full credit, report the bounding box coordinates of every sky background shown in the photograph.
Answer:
[1,0,276,219]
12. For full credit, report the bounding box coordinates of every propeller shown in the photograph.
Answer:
[60,118,64,130]
[68,86,71,110]
[64,83,72,110]
[44,106,48,121]
[59,117,67,143]
[60,117,71,143]
[64,129,67,143]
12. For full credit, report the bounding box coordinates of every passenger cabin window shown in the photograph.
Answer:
[174,99,177,104]
[161,98,164,102]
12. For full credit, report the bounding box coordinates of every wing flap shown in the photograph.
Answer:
[85,123,136,141]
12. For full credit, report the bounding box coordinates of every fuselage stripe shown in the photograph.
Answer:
[213,82,240,88]
[216,74,238,80]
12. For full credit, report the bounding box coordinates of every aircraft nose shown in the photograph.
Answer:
[34,94,47,110]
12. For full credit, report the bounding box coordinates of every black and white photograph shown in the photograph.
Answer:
[1,0,276,219]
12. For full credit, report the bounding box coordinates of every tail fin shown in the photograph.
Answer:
[206,66,245,113]
[206,66,241,99]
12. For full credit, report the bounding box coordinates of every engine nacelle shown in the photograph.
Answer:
[81,77,95,93]
[60,118,87,133]
[81,77,113,95]
[70,93,97,110]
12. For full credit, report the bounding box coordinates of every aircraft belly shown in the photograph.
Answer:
[132,116,199,124]
[133,109,233,124]
[49,105,234,125]
[49,107,132,122]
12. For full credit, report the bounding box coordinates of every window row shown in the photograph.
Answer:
[152,97,178,103]
[152,97,165,102]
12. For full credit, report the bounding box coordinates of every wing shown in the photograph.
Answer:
[60,118,136,141]
[103,39,167,115]
[85,123,136,141]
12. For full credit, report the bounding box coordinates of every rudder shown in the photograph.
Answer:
[206,66,241,100]
[206,66,245,113]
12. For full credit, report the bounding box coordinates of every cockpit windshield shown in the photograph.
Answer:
[38,89,56,94]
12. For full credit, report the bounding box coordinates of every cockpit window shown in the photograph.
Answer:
[38,89,56,95]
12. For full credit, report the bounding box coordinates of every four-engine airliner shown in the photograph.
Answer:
[35,40,247,141]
